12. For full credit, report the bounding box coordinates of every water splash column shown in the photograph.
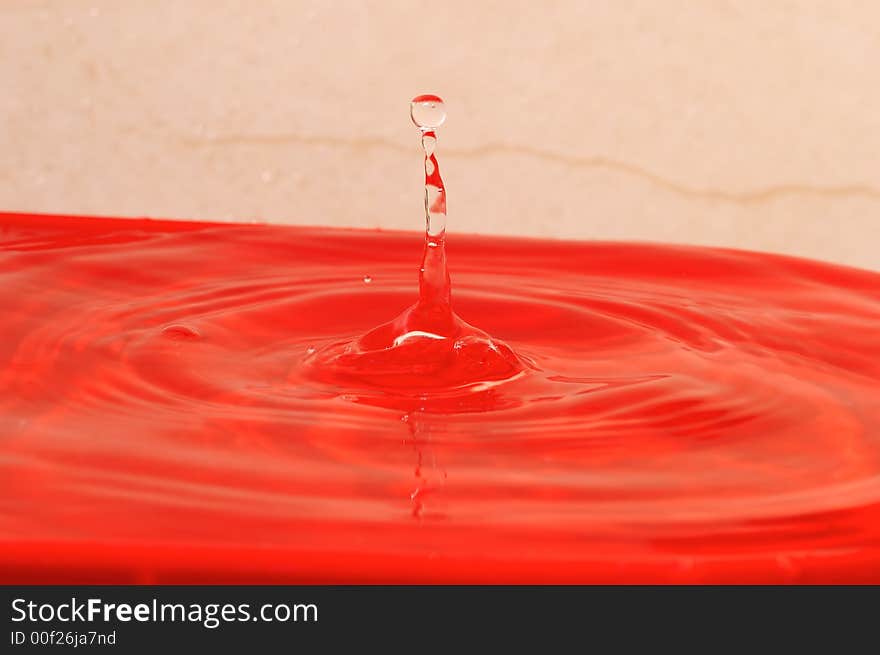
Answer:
[410,94,451,310]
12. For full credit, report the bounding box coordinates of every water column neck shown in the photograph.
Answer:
[420,129,446,242]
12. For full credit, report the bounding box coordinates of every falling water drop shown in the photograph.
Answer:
[410,95,447,130]
[363,275,373,284]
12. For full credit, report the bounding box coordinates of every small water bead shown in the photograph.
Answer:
[363,275,372,284]
[410,95,447,130]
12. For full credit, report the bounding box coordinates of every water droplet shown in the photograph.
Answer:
[161,324,201,340]
[306,346,317,356]
[410,94,446,130]
[363,275,372,284]
[260,169,275,184]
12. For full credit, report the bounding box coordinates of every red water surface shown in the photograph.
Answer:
[2,211,880,583]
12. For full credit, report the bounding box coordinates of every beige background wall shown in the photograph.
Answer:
[2,0,878,270]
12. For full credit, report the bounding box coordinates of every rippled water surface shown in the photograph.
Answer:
[2,213,880,582]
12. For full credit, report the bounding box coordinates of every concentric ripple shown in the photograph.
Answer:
[2,213,880,583]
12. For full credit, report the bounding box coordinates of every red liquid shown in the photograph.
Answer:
[2,212,880,583]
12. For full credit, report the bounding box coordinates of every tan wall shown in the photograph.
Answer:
[2,0,879,270]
